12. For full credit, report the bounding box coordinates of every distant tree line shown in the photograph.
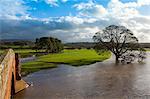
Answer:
[64,42,95,49]
[35,37,64,53]
[65,42,150,49]
[0,40,34,49]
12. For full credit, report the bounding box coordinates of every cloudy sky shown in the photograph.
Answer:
[0,0,150,42]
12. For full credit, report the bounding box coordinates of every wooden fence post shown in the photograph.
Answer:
[15,53,21,80]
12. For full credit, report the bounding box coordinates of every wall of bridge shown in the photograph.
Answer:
[0,49,25,99]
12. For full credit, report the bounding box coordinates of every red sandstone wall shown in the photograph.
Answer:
[0,49,16,99]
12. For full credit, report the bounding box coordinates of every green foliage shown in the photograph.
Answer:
[35,37,64,53]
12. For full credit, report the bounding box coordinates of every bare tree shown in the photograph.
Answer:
[93,25,146,64]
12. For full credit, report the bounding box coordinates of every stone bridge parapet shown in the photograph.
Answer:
[0,49,28,99]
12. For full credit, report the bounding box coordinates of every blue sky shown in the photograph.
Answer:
[0,0,150,42]
[25,0,137,18]
[26,0,111,18]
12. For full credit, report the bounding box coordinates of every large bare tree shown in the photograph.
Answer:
[93,25,146,64]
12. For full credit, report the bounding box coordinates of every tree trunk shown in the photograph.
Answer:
[115,55,119,64]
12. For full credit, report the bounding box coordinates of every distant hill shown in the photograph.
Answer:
[139,43,150,48]
[0,39,35,49]
[0,39,34,42]
[0,39,150,49]
[65,42,150,49]
[65,42,96,49]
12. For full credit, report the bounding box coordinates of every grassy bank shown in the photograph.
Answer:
[22,49,111,75]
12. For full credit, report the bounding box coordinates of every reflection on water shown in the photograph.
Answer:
[14,53,150,99]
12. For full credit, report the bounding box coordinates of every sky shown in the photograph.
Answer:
[0,0,150,42]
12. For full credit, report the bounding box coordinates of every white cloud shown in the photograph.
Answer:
[137,0,150,6]
[0,0,28,19]
[45,0,59,6]
[44,0,70,6]
[58,16,84,24]
[73,1,94,10]
[107,0,150,42]
[72,0,150,42]
[73,1,107,18]
[0,16,105,42]
[0,0,150,42]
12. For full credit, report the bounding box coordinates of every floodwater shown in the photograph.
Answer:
[20,56,36,63]
[14,53,150,99]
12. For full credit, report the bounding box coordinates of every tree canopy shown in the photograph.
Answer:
[35,37,63,53]
[93,25,146,64]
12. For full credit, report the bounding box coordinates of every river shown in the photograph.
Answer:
[14,53,150,99]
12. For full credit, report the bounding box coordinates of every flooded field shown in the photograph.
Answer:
[14,53,150,99]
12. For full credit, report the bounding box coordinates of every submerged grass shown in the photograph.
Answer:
[21,61,57,76]
[0,48,111,75]
[21,49,111,75]
[39,49,111,66]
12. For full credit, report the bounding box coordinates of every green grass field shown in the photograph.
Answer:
[39,49,111,65]
[22,49,111,75]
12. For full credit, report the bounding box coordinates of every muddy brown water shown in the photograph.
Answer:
[14,53,150,99]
